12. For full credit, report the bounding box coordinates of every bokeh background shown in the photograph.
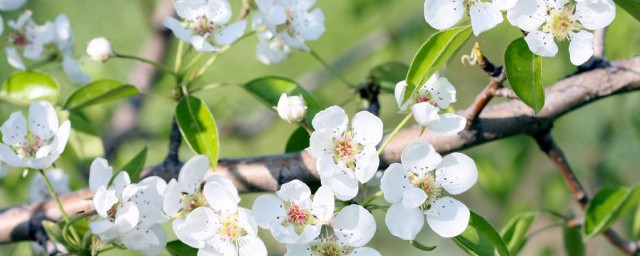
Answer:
[0,0,639,255]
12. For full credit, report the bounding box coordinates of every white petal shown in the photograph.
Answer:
[206,0,232,24]
[0,0,27,11]
[62,54,91,84]
[411,102,440,126]
[353,146,379,184]
[181,207,217,241]
[239,235,268,256]
[426,113,466,136]
[576,0,616,30]
[238,207,259,235]
[89,218,115,235]
[89,157,113,193]
[179,155,209,194]
[569,31,594,66]
[174,0,207,20]
[424,0,465,30]
[255,37,290,65]
[524,30,558,57]
[436,152,478,195]
[251,194,286,228]
[52,120,70,155]
[5,47,25,70]
[426,196,470,237]
[277,179,312,203]
[214,20,246,46]
[349,247,381,256]
[28,101,58,141]
[311,106,348,134]
[191,35,218,52]
[322,170,358,201]
[292,9,325,41]
[380,163,411,203]
[351,111,383,146]
[1,111,27,146]
[172,219,205,249]
[308,128,335,159]
[93,187,118,217]
[0,144,21,167]
[203,179,240,212]
[385,202,424,241]
[469,2,503,36]
[426,77,457,109]
[115,202,139,232]
[402,188,427,209]
[269,223,299,244]
[333,205,376,247]
[394,80,411,111]
[316,155,337,177]
[401,142,442,177]
[311,186,334,222]
[284,244,311,256]
[112,171,131,198]
[492,0,518,10]
[164,17,192,42]
[163,179,184,217]
[507,0,547,32]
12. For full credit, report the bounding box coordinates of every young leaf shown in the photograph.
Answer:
[584,185,640,239]
[500,212,537,254]
[614,0,640,22]
[244,76,322,122]
[166,240,198,256]
[64,80,139,110]
[369,61,409,85]
[0,71,59,103]
[505,37,545,113]
[176,96,220,169]
[119,147,148,183]
[404,26,472,104]
[453,211,512,256]
[563,222,585,256]
[285,127,310,153]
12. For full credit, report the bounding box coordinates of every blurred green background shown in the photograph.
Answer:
[0,0,639,255]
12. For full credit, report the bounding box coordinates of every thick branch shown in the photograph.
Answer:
[1,57,639,244]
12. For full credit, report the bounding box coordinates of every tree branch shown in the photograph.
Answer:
[1,57,639,244]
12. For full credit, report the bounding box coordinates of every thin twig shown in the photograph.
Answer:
[464,43,507,128]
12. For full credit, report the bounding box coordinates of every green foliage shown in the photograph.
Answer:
[64,80,139,110]
[176,96,220,169]
[505,38,544,113]
[563,222,585,256]
[369,61,409,85]
[119,146,148,183]
[632,203,640,239]
[285,127,310,153]
[0,71,59,104]
[453,211,511,256]
[166,240,198,256]
[404,26,472,104]
[500,212,537,254]
[67,112,105,162]
[244,76,322,122]
[584,185,640,239]
[614,0,640,22]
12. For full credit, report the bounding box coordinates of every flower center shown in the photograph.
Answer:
[310,237,353,256]
[218,214,246,241]
[19,134,45,157]
[332,133,363,170]
[9,32,30,47]
[175,192,208,218]
[286,204,308,225]
[409,172,443,209]
[543,7,580,41]
[186,15,216,36]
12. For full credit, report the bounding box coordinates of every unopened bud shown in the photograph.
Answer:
[86,37,112,62]
[276,93,307,123]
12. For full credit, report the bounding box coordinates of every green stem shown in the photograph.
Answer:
[38,169,81,244]
[361,190,384,207]
[174,40,185,73]
[188,82,238,94]
[377,112,413,155]
[409,240,436,251]
[309,49,356,88]
[114,52,176,77]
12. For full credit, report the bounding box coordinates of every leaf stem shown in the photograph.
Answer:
[114,52,176,77]
[377,112,413,155]
[361,190,384,207]
[174,40,185,73]
[38,169,81,244]
[309,49,356,88]
[409,240,436,251]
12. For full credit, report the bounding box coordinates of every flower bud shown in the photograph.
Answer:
[276,93,307,123]
[86,37,112,61]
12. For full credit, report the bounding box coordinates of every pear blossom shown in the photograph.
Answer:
[395,74,466,136]
[3,11,54,70]
[0,0,27,11]
[163,155,219,218]
[307,106,383,200]
[252,180,334,244]
[29,169,71,203]
[276,93,308,123]
[507,0,616,65]
[164,0,247,52]
[380,142,478,239]
[424,0,517,36]
[86,37,113,61]
[0,101,70,169]
[285,205,380,256]
[252,0,325,64]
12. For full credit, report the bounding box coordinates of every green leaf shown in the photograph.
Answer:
[504,37,545,113]
[285,127,310,153]
[403,26,472,104]
[0,71,59,103]
[563,222,585,256]
[584,185,640,239]
[176,96,219,169]
[64,79,139,110]
[369,61,409,85]
[500,212,537,254]
[119,147,148,183]
[68,112,105,162]
[42,220,64,244]
[244,76,322,122]
[614,0,640,22]
[166,240,198,256]
[453,211,511,256]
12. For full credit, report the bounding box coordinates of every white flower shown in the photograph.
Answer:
[252,0,325,64]
[29,169,70,203]
[52,14,91,84]
[507,0,616,65]
[424,0,517,36]
[307,106,383,200]
[380,142,478,239]
[164,0,247,52]
[86,37,113,61]
[3,11,55,70]
[0,0,27,11]
[0,101,70,169]
[163,155,218,218]
[121,224,167,256]
[285,205,379,256]
[252,180,334,244]
[276,93,308,123]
